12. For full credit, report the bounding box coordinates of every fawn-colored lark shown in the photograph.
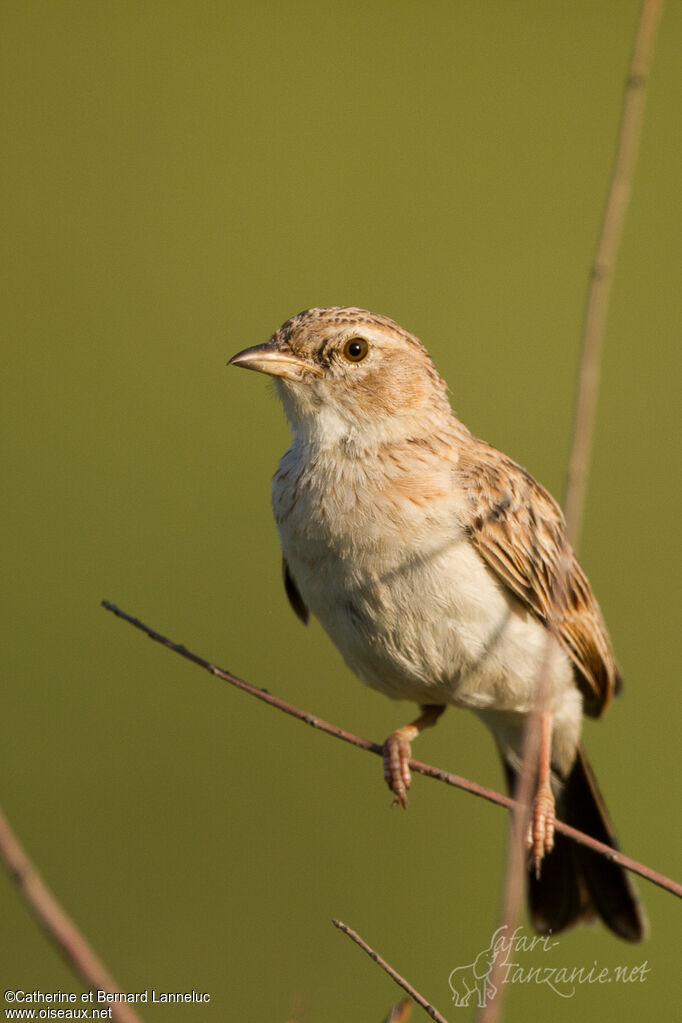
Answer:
[230,307,646,941]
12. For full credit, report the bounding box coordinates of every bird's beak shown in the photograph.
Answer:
[228,341,322,381]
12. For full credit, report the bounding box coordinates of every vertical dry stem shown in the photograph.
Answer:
[564,0,664,548]
[479,3,664,1020]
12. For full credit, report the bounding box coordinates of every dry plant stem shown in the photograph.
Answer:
[100,600,682,900]
[0,805,145,1023]
[564,0,665,547]
[476,638,553,1023]
[333,920,448,1023]
[481,5,664,1019]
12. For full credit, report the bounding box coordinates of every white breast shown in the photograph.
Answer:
[273,440,576,722]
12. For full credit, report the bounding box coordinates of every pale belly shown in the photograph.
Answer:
[273,445,583,776]
[282,525,576,718]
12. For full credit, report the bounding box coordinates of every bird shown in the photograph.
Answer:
[228,306,647,941]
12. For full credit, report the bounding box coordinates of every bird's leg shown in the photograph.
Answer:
[382,705,445,808]
[527,710,556,877]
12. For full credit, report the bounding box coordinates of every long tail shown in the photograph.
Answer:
[502,745,647,942]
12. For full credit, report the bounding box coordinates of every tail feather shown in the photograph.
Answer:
[502,746,647,942]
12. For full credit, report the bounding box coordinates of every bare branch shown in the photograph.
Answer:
[477,635,554,1023]
[482,5,665,1019]
[0,804,145,1023]
[564,0,665,547]
[333,920,448,1023]
[101,600,682,900]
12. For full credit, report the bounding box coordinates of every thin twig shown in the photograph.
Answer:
[100,600,682,899]
[481,555,574,1023]
[477,633,554,1023]
[481,4,665,1020]
[333,920,448,1023]
[0,804,145,1023]
[564,0,665,547]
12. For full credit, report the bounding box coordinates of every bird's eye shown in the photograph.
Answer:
[341,337,369,363]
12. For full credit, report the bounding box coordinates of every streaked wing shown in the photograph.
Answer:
[457,440,620,716]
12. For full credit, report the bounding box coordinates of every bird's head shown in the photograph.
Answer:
[229,307,451,446]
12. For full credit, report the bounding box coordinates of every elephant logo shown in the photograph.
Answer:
[448,926,507,1008]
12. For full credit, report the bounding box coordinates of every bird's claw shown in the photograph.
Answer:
[527,783,556,878]
[382,730,413,808]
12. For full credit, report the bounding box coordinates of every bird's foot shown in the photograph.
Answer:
[527,782,556,878]
[382,728,416,808]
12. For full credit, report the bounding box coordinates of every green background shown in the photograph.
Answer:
[2,2,680,1020]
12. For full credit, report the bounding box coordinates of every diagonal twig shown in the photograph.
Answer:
[0,804,145,1023]
[100,600,682,900]
[333,920,448,1023]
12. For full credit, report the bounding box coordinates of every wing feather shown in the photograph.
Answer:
[282,558,309,625]
[457,440,620,716]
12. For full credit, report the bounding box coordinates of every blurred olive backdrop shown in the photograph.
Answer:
[1,2,680,1020]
